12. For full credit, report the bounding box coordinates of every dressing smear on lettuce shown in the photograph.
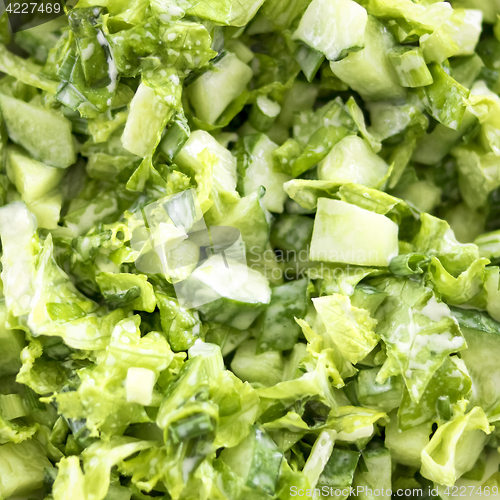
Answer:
[3,0,500,499]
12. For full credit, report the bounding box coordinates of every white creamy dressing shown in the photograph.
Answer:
[96,30,118,93]
[80,42,95,62]
[420,295,452,322]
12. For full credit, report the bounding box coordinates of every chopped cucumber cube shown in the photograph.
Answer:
[187,53,252,124]
[310,199,399,266]
[0,93,76,168]
[126,367,156,406]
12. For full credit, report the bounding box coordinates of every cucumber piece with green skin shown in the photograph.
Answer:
[175,129,238,195]
[27,192,63,230]
[350,284,387,317]
[187,53,253,125]
[385,411,431,468]
[257,278,308,352]
[318,135,389,189]
[393,179,442,214]
[205,322,250,357]
[352,447,392,500]
[121,83,173,158]
[270,214,314,254]
[316,448,361,499]
[231,339,284,387]
[293,0,368,62]
[0,394,28,420]
[388,47,433,88]
[219,188,271,254]
[412,110,476,165]
[99,484,131,500]
[6,146,65,203]
[310,199,399,267]
[238,134,292,214]
[159,112,190,162]
[6,181,62,230]
[330,17,406,101]
[355,368,404,413]
[220,426,283,496]
[226,41,254,64]
[294,42,325,82]
[177,254,271,330]
[0,301,25,377]
[249,95,281,132]
[0,93,76,168]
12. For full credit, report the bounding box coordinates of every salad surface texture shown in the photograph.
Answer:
[2,0,500,499]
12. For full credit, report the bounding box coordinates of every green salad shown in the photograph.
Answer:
[3,0,500,498]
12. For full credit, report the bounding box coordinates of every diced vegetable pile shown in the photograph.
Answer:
[3,0,500,498]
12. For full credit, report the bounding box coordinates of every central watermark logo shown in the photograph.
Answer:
[129,189,247,309]
[129,190,378,309]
